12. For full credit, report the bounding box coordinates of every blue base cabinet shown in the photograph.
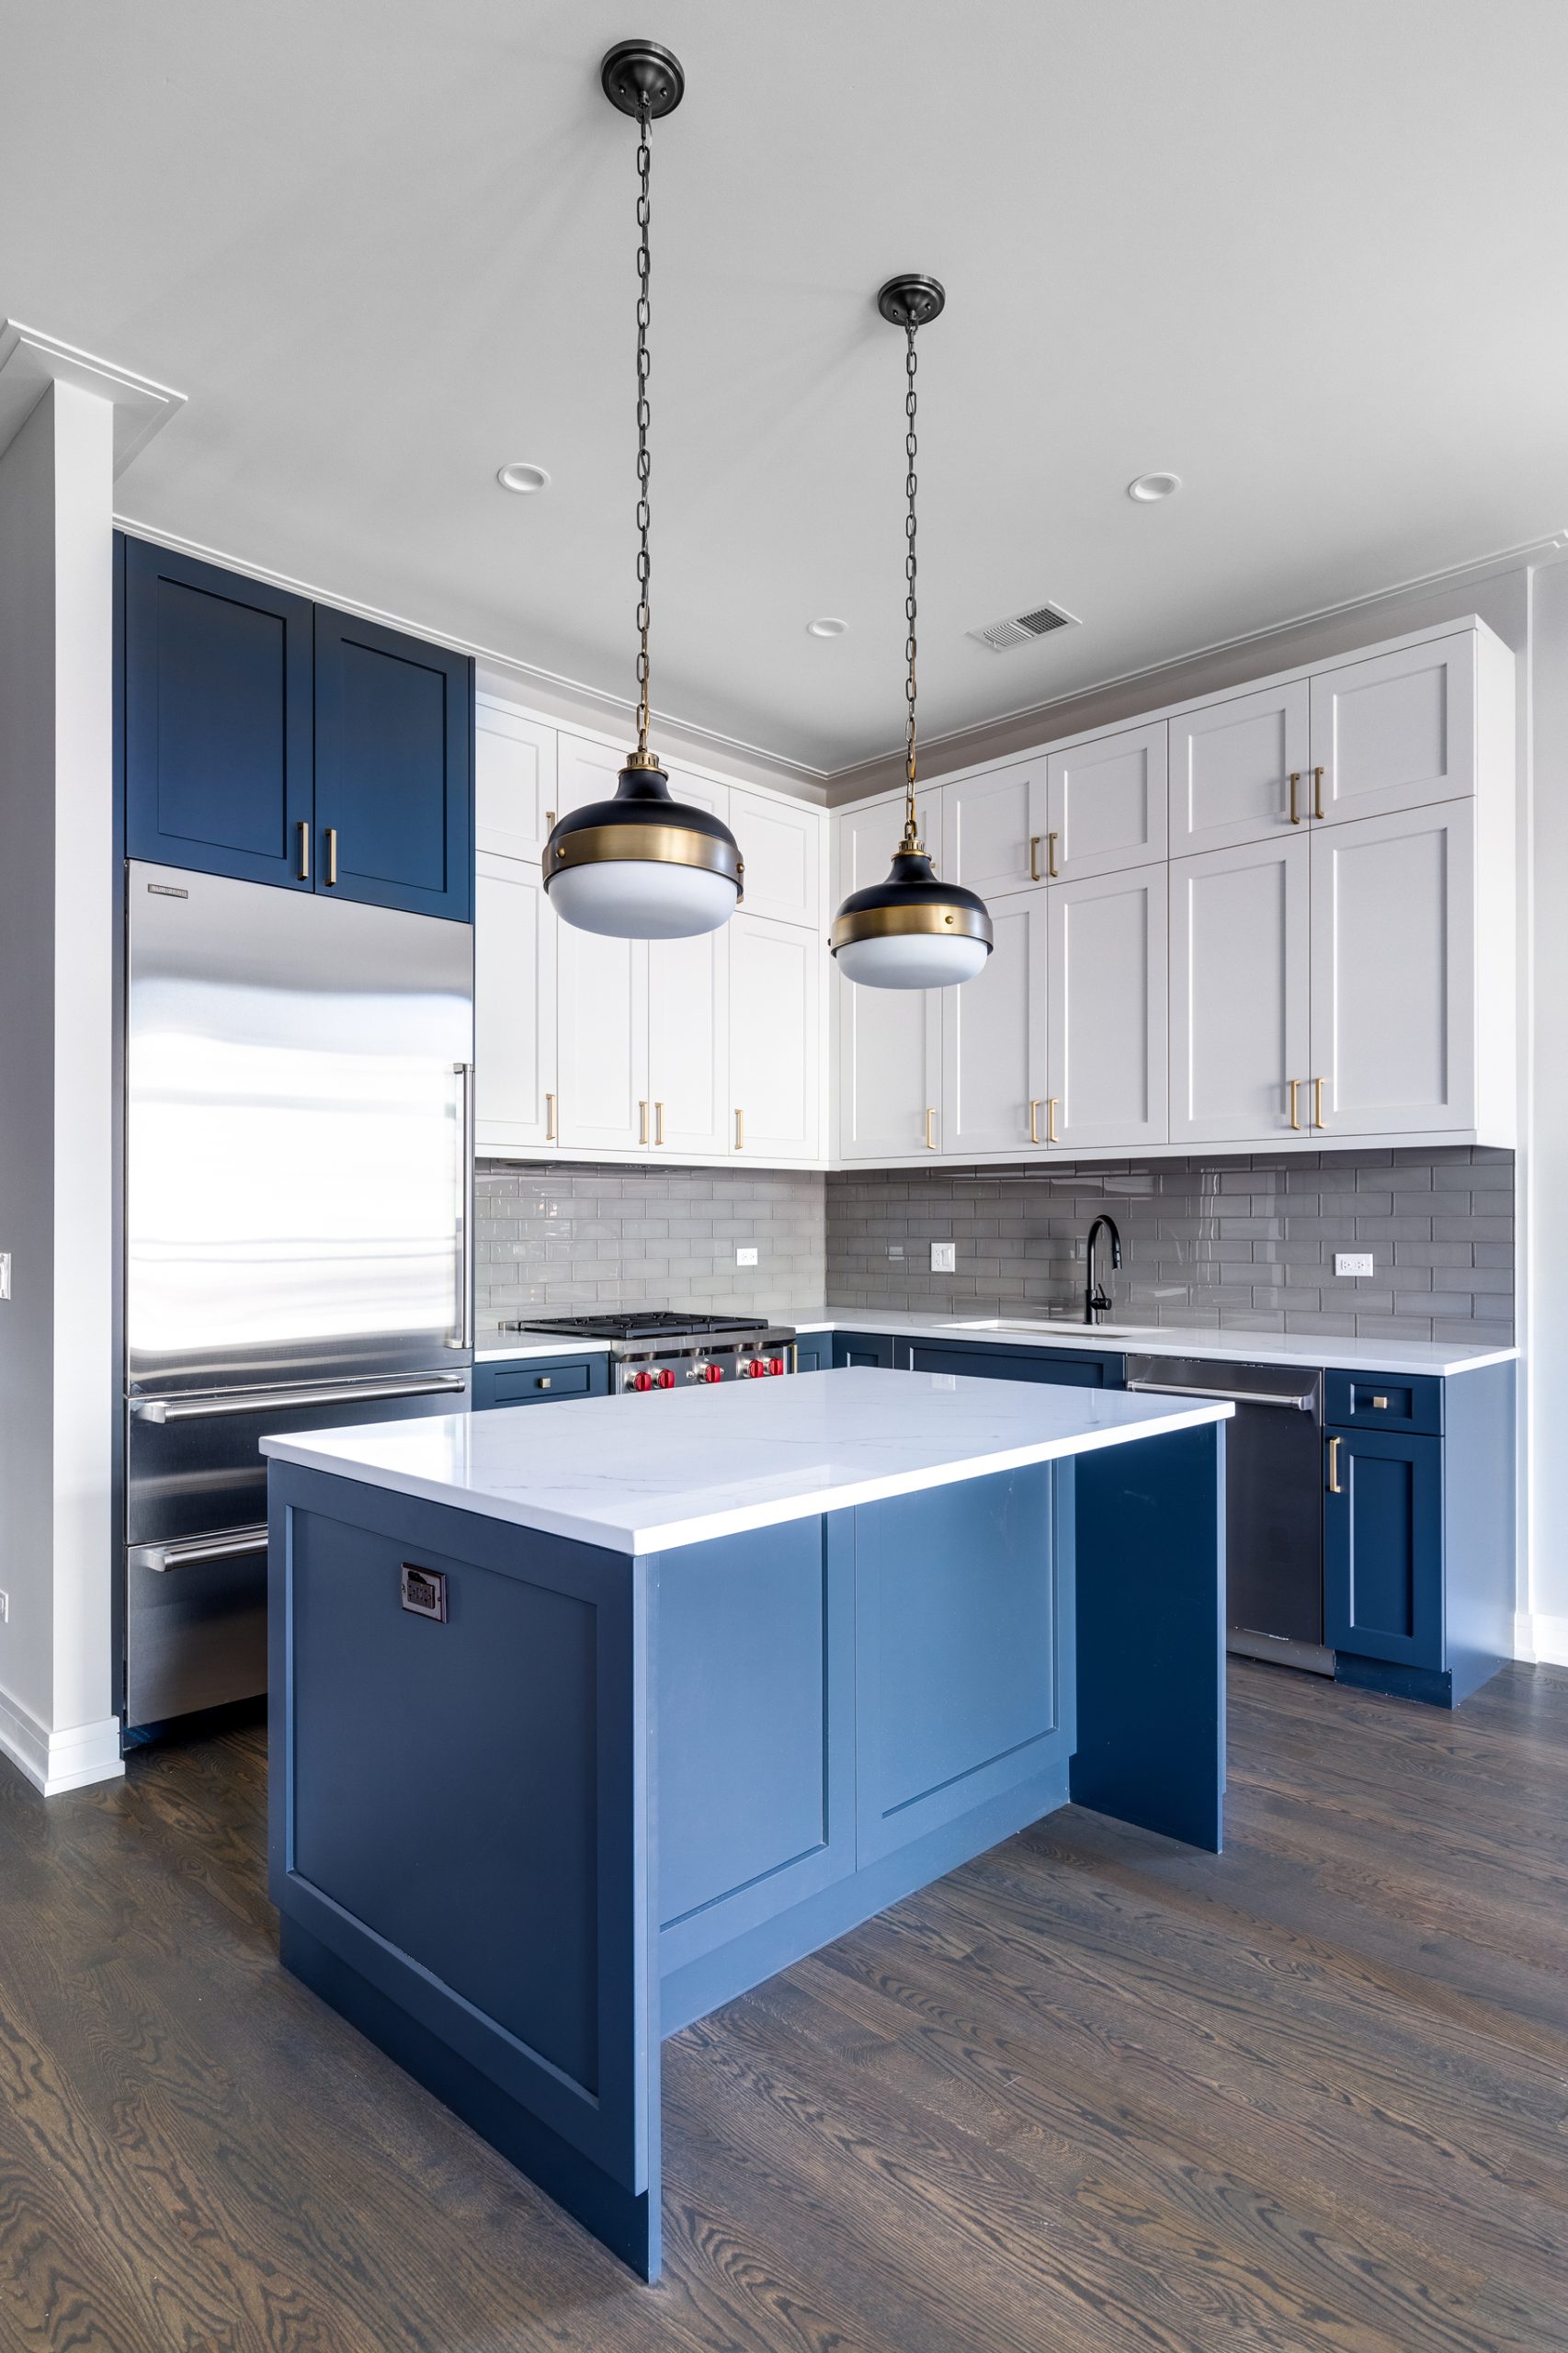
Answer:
[121,536,473,921]
[1324,1427,1443,1670]
[471,1353,609,1411]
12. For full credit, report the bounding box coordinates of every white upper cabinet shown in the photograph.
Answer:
[836,967,942,1160]
[556,926,649,1154]
[940,894,1048,1157]
[556,728,629,815]
[474,851,558,1153]
[1169,836,1311,1145]
[1310,803,1476,1137]
[939,760,1048,897]
[648,925,730,1157]
[835,788,939,901]
[1310,632,1475,824]
[1046,722,1167,881]
[1046,866,1168,1153]
[1170,681,1311,854]
[731,914,822,1162]
[475,701,559,863]
[730,785,821,926]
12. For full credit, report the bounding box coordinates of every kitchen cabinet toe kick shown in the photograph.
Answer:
[266,1412,1224,2279]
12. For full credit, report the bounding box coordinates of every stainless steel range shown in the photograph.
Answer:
[504,1312,797,1393]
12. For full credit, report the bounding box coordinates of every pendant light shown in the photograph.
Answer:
[831,277,993,988]
[542,42,744,940]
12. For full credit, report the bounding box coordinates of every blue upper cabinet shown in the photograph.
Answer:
[124,540,314,889]
[314,608,472,922]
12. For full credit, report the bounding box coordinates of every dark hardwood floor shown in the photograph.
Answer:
[2,1658,1566,2351]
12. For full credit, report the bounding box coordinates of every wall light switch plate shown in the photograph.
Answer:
[1335,1252,1375,1279]
[736,1246,758,1267]
[931,1242,957,1273]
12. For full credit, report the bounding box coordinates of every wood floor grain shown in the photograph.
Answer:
[2,1660,1565,2352]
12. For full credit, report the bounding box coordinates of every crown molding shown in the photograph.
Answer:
[0,322,186,475]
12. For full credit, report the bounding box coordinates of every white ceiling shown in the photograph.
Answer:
[6,0,1568,774]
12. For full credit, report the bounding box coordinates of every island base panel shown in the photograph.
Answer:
[280,1918,658,2279]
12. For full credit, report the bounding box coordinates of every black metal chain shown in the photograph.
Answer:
[634,107,653,752]
[902,321,921,847]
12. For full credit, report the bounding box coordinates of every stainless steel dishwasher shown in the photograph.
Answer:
[1125,1356,1330,1675]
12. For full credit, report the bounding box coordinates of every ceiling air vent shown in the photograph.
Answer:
[968,600,1078,653]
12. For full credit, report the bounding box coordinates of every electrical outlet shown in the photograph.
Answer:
[931,1242,957,1273]
[0,1589,8,1623]
[736,1246,758,1267]
[0,1252,9,1301]
[1335,1252,1375,1279]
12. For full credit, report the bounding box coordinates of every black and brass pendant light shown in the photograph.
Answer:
[831,277,993,988]
[542,41,744,940]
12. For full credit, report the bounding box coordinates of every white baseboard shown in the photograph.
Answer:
[1525,1612,1568,1668]
[0,1682,124,1795]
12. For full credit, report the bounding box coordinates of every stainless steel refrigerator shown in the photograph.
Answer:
[124,861,474,1729]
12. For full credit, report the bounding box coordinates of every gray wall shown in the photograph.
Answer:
[827,1146,1514,1347]
[475,1162,826,1324]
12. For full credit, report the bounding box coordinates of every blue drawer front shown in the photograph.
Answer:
[831,1332,896,1370]
[906,1339,1123,1390]
[1325,1370,1441,1435]
[791,1335,832,1371]
[472,1355,608,1410]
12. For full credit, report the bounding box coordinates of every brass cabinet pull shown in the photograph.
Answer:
[544,807,555,833]
[1288,1077,1301,1131]
[545,1091,557,1143]
[324,826,338,886]
[1047,831,1060,879]
[1288,771,1301,824]
[639,1099,650,1146]
[1029,1097,1044,1144]
[1029,835,1042,882]
[1371,1394,1389,1410]
[734,1107,744,1151]
[1047,1097,1060,1145]
[297,819,311,881]
[925,1107,937,1151]
[1327,1434,1343,1495]
[539,1375,552,1391]
[1313,1075,1325,1130]
[1312,765,1324,821]
[654,1099,665,1146]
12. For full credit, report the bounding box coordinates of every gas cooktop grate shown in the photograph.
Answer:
[501,1311,770,1343]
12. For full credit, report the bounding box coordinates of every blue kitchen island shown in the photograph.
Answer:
[262,1367,1230,2279]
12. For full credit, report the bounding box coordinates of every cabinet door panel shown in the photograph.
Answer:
[1170,681,1310,854]
[475,852,557,1154]
[1047,866,1167,1152]
[940,759,1047,898]
[1311,633,1474,824]
[648,924,730,1157]
[731,915,821,1162]
[730,786,821,925]
[1170,837,1311,1143]
[314,609,472,920]
[1324,1428,1443,1669]
[941,893,1047,1157]
[124,539,314,887]
[475,701,557,862]
[556,928,649,1153]
[835,790,939,901]
[1047,722,1166,880]
[1311,804,1475,1136]
[557,731,627,813]
[836,968,941,1159]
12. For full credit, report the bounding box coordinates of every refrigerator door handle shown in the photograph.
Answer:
[449,1060,475,1350]
[143,1525,270,1574]
[131,1373,470,1424]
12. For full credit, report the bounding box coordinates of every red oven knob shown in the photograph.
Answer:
[658,1368,676,1389]
[703,1363,723,1383]
[633,1371,653,1392]
[769,1357,785,1376]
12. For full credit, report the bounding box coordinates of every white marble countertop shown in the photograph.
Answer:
[262,1367,1231,1555]
[477,1310,1517,1380]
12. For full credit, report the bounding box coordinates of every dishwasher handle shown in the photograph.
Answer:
[131,1373,469,1425]
[1125,1377,1318,1413]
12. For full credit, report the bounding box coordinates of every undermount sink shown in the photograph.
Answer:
[944,1317,1154,1340]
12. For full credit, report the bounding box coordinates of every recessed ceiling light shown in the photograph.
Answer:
[807,616,848,638]
[497,461,551,494]
[1128,471,1181,503]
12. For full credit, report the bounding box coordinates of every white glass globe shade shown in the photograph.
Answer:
[548,860,738,940]
[835,932,990,989]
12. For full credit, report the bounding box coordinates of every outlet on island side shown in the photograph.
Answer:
[736,1246,758,1267]
[1335,1252,1375,1279]
[931,1242,957,1273]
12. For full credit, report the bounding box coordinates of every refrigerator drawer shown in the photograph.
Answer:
[126,1370,470,1545]
[125,1538,268,1728]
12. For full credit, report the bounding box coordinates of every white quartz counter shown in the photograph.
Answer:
[477,1311,1516,1380]
[262,1366,1230,1555]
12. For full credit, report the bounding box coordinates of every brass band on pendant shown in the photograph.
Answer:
[544,824,744,893]
[831,899,994,951]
